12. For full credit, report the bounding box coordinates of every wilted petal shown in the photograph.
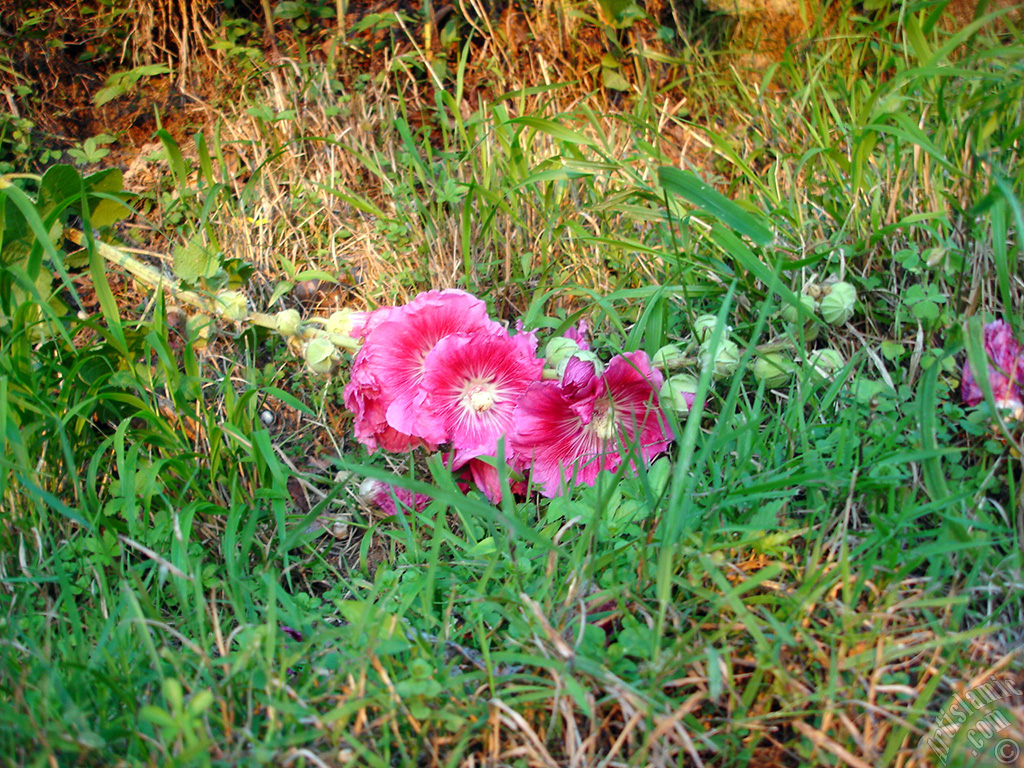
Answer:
[962,320,1024,409]
[358,477,432,516]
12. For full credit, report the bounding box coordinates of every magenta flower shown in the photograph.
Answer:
[962,320,1024,409]
[418,329,544,454]
[343,290,505,452]
[449,457,528,504]
[563,320,591,351]
[358,478,433,517]
[511,351,675,497]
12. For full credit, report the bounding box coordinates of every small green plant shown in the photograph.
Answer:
[66,133,116,164]
[93,64,173,107]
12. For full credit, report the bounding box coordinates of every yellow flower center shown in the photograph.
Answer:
[466,384,495,412]
[592,404,616,440]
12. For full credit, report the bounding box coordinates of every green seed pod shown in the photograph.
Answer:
[693,314,719,343]
[753,352,795,387]
[215,290,248,322]
[545,336,580,369]
[819,282,857,326]
[699,338,741,380]
[652,344,685,369]
[275,308,302,337]
[660,373,699,413]
[807,348,845,380]
[304,337,338,375]
[780,294,817,325]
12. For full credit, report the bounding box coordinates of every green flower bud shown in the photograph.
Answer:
[660,373,699,413]
[545,336,580,368]
[274,308,302,336]
[753,352,795,387]
[780,294,817,325]
[807,348,845,380]
[304,337,338,375]
[693,314,719,343]
[215,290,248,322]
[324,309,361,339]
[652,344,685,369]
[556,350,603,378]
[819,282,857,326]
[699,338,741,380]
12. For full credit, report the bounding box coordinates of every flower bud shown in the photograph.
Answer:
[652,344,685,369]
[819,282,857,326]
[807,348,845,380]
[753,352,795,387]
[215,290,248,322]
[693,314,719,343]
[545,336,580,368]
[274,308,302,336]
[557,350,603,379]
[660,373,699,413]
[304,337,338,374]
[325,309,363,339]
[699,338,740,380]
[780,294,817,325]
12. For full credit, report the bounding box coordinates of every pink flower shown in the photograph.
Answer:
[419,329,544,455]
[962,320,1024,409]
[563,320,590,351]
[449,457,528,504]
[358,478,432,517]
[511,351,674,497]
[343,290,505,452]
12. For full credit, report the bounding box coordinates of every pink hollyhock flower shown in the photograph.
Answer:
[449,457,528,504]
[418,329,544,454]
[343,290,505,452]
[358,478,433,516]
[511,351,675,497]
[962,320,1024,409]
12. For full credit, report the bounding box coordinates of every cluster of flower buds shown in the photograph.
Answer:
[270,307,367,375]
[648,310,850,406]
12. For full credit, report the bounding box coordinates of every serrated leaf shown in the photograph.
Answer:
[173,235,221,283]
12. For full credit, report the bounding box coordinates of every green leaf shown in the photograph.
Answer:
[602,66,631,92]
[262,386,314,417]
[505,117,600,147]
[173,235,221,283]
[140,706,176,728]
[37,164,82,224]
[84,168,129,228]
[156,129,190,190]
[657,167,774,245]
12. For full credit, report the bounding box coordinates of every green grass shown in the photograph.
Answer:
[1,1,1023,766]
